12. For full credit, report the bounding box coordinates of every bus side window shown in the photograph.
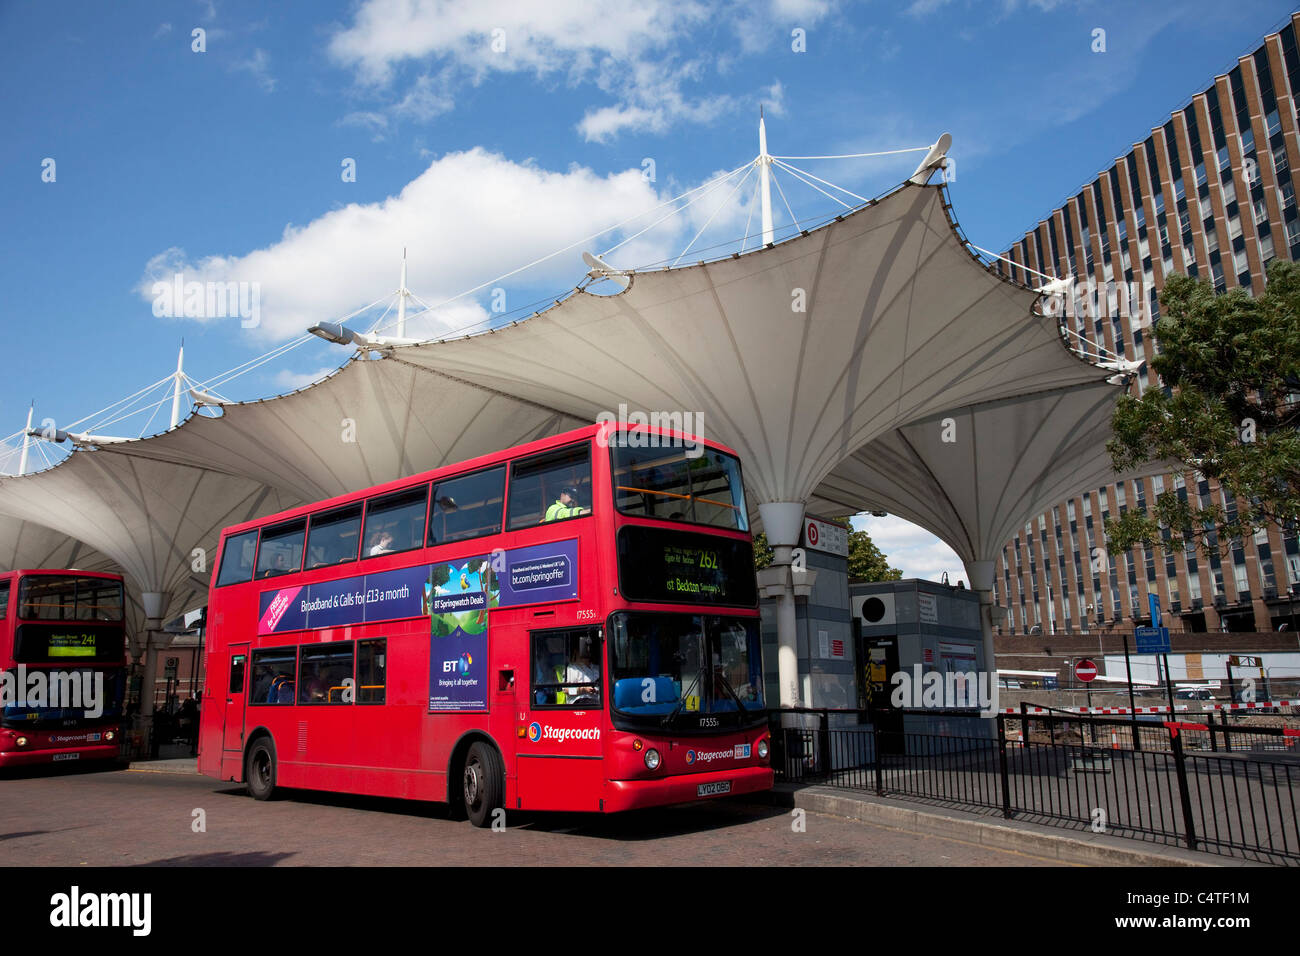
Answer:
[428,466,505,546]
[357,639,386,704]
[530,627,601,707]
[229,655,246,694]
[0,580,9,619]
[249,647,296,705]
[216,530,259,587]
[307,504,362,568]
[363,485,428,557]
[255,519,306,579]
[507,444,592,529]
[299,641,355,705]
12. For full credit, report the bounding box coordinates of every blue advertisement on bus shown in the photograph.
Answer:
[255,541,579,712]
[427,556,495,712]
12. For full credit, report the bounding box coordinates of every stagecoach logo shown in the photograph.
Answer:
[0,666,104,719]
[686,748,735,764]
[527,722,600,743]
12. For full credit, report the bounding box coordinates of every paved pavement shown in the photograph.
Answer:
[0,762,1078,867]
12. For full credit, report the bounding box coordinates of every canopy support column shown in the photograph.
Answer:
[966,560,1000,716]
[756,502,814,709]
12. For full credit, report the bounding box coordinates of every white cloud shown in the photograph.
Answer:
[138,148,696,343]
[231,48,275,92]
[851,513,968,585]
[328,0,797,141]
[153,23,173,39]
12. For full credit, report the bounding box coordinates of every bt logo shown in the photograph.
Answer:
[441,653,473,675]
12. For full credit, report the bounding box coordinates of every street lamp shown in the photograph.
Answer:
[308,321,421,349]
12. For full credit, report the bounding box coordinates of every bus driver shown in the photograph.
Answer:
[544,485,588,522]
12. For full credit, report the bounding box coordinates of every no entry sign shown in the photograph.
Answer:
[1074,659,1098,683]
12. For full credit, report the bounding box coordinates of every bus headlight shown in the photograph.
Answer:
[104,730,116,742]
[757,738,769,759]
[15,736,28,748]
[644,748,661,770]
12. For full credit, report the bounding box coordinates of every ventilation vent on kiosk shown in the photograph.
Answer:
[853,592,895,628]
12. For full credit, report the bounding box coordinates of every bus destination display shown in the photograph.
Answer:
[617,526,756,606]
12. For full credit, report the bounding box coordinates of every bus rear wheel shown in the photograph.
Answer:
[463,742,503,828]
[245,739,277,801]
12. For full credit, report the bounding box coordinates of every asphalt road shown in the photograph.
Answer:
[0,762,1071,866]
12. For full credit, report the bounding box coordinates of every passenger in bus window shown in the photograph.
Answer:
[543,486,588,522]
[368,531,394,555]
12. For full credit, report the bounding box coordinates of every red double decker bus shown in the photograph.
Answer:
[198,423,771,825]
[0,570,127,767]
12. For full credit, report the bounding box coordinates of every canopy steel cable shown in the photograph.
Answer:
[598,160,757,260]
[57,372,175,432]
[968,244,1066,284]
[772,158,868,205]
[1059,324,1126,362]
[670,162,759,267]
[769,160,855,211]
[370,158,756,338]
[740,172,761,253]
[769,146,931,160]
[767,165,800,235]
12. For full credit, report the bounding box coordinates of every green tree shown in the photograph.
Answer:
[1105,261,1300,557]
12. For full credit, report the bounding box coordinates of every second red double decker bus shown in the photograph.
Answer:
[0,570,127,768]
[198,422,771,825]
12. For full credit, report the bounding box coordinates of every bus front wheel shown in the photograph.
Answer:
[463,742,503,828]
[245,739,277,801]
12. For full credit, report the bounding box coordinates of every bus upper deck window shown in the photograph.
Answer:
[306,504,362,568]
[363,485,428,557]
[507,444,592,530]
[428,466,505,546]
[216,530,259,587]
[255,519,306,579]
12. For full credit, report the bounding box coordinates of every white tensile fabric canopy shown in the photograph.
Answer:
[0,180,1126,706]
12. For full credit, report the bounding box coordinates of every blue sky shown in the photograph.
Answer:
[2,0,1297,579]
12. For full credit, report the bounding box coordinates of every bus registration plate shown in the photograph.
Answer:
[52,753,80,762]
[697,781,731,797]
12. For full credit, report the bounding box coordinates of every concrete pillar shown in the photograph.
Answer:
[136,592,171,746]
[756,502,807,708]
[966,559,1000,717]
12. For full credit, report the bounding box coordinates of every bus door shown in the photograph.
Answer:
[221,644,249,777]
[517,625,604,812]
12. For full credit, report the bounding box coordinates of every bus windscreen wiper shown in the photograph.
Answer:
[662,672,702,730]
[713,669,749,725]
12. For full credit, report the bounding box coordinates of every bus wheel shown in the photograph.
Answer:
[463,742,503,828]
[245,739,277,801]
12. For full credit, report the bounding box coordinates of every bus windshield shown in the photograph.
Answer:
[608,612,764,726]
[18,576,124,622]
[0,667,125,726]
[610,438,747,531]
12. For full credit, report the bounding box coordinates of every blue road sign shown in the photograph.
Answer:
[1134,625,1171,654]
[1148,592,1161,626]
